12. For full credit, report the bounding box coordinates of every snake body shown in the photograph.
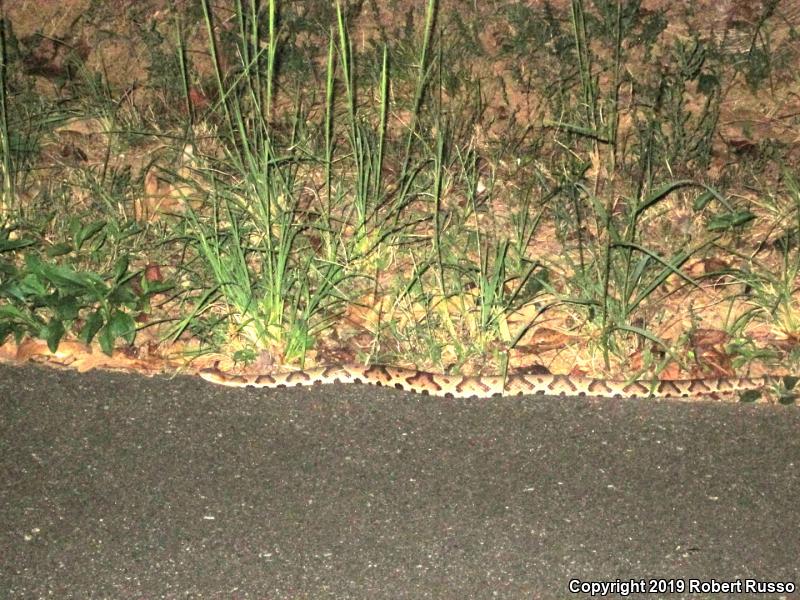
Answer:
[199,364,774,399]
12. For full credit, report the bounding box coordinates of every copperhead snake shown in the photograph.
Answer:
[199,363,777,399]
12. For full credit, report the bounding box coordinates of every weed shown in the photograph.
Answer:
[0,225,169,353]
[1,0,795,382]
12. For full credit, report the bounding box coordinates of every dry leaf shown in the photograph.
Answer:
[690,328,729,349]
[145,263,163,282]
[692,347,734,378]
[529,327,571,351]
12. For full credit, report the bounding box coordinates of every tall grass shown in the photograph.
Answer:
[535,0,767,372]
[185,0,512,366]
[1,0,792,383]
[0,17,14,217]
[188,0,313,360]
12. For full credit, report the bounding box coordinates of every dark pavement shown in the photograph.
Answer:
[1,363,799,599]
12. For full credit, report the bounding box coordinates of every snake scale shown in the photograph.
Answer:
[199,364,775,399]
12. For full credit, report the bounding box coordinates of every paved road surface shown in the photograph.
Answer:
[1,363,799,598]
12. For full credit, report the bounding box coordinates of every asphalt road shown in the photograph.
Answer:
[1,363,799,599]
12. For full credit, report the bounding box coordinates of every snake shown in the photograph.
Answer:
[198,363,776,399]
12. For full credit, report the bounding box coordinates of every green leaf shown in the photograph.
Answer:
[232,348,257,364]
[46,243,73,257]
[1,282,26,303]
[0,304,32,322]
[24,253,43,271]
[542,120,610,143]
[707,211,755,232]
[739,389,760,403]
[0,238,36,252]
[31,260,88,289]
[81,309,104,344]
[635,180,696,217]
[74,221,106,250]
[108,284,137,307]
[42,318,66,353]
[141,280,173,297]
[517,266,547,304]
[692,190,715,210]
[112,255,129,284]
[18,273,48,298]
[37,262,107,299]
[98,324,114,355]
[0,258,17,276]
[42,290,61,308]
[53,295,80,321]
[108,310,136,345]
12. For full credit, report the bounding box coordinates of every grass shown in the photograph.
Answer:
[0,0,798,395]
[0,17,13,216]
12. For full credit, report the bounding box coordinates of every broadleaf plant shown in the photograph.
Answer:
[0,247,171,355]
